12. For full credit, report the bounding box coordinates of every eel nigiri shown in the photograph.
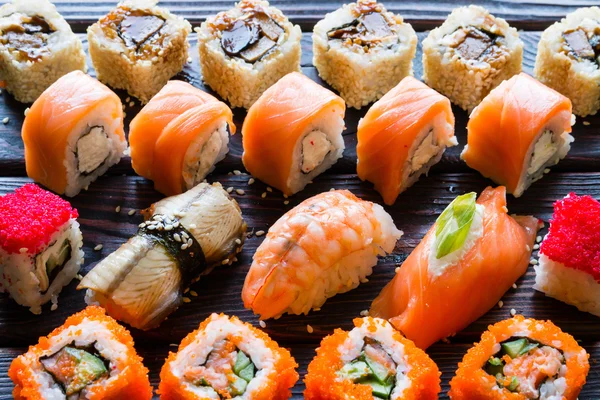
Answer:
[79,183,247,330]
[129,80,235,196]
[242,189,402,320]
[22,70,126,197]
[357,76,457,205]
[461,73,574,197]
[370,187,541,349]
[242,72,346,195]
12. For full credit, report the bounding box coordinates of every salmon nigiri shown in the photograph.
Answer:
[242,190,402,320]
[461,73,573,197]
[370,187,541,349]
[357,76,457,205]
[242,72,346,195]
[129,80,235,196]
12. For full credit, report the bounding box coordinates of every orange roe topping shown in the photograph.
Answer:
[0,184,78,254]
[540,193,600,281]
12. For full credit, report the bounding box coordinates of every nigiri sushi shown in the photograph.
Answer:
[78,183,247,330]
[461,73,574,198]
[534,193,600,317]
[22,70,127,197]
[129,80,236,196]
[242,72,346,195]
[242,189,402,320]
[370,187,541,349]
[449,316,589,399]
[357,76,457,205]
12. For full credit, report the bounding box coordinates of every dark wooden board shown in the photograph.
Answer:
[1,2,600,398]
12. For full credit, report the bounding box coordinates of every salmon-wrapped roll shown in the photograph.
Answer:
[461,73,574,198]
[357,76,456,205]
[9,306,152,400]
[370,187,541,349]
[22,70,127,197]
[243,190,402,320]
[242,72,346,195]
[304,317,441,400]
[129,81,235,196]
[449,316,589,399]
[159,313,298,399]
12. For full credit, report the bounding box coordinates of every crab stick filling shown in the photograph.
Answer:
[301,130,334,174]
[0,14,55,62]
[76,126,111,176]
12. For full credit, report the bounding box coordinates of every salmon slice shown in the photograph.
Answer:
[461,73,572,197]
[357,76,456,205]
[370,186,540,349]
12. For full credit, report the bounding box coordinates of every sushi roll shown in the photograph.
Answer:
[9,306,153,399]
[449,315,589,399]
[158,313,298,399]
[370,187,541,349]
[22,70,127,197]
[534,193,600,317]
[87,0,191,103]
[242,189,402,320]
[304,317,441,400]
[422,5,523,111]
[197,0,302,109]
[242,72,346,195]
[0,0,86,103]
[461,73,574,198]
[312,0,418,109]
[357,76,457,205]
[534,7,600,117]
[0,184,83,314]
[129,80,236,196]
[79,183,247,330]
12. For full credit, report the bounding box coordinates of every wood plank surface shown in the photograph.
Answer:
[1,1,600,398]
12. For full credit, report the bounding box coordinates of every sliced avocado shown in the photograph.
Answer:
[64,348,108,395]
[196,377,210,386]
[518,342,539,356]
[233,350,252,375]
[485,357,504,376]
[338,361,370,381]
[229,375,248,396]
[360,377,394,399]
[495,373,505,387]
[501,338,528,358]
[364,354,393,384]
[488,357,502,366]
[239,362,255,382]
[506,376,519,392]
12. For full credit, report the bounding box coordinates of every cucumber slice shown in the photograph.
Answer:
[501,339,527,358]
[338,361,370,381]
[360,378,394,399]
[239,362,255,382]
[364,354,393,384]
[507,376,519,392]
[229,375,248,396]
[485,357,504,377]
[518,342,539,356]
[233,351,252,375]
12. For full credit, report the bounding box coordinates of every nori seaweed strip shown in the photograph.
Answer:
[137,214,206,288]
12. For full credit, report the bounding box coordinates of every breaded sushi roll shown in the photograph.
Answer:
[242,72,346,195]
[0,184,83,314]
[357,76,456,205]
[0,0,86,103]
[312,0,418,109]
[158,313,298,399]
[9,306,153,399]
[422,6,523,111]
[79,183,247,330]
[197,0,302,109]
[461,73,574,198]
[22,71,127,197]
[130,81,236,196]
[534,7,600,117]
[242,190,401,320]
[449,315,589,399]
[370,188,541,349]
[304,317,441,400]
[88,0,191,103]
[534,193,600,317]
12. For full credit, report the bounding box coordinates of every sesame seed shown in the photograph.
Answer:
[24,107,29,116]
[530,259,538,265]
[174,233,181,242]
[395,267,400,273]
[2,117,9,124]
[255,230,265,237]
[94,244,103,251]
[233,170,242,175]
[182,232,189,240]
[536,236,542,243]
[259,320,266,328]
[164,224,173,231]
[360,310,369,316]
[51,303,58,311]
[187,239,192,247]
[266,187,272,192]
[189,224,197,229]
[129,101,135,107]
[283,194,288,199]
[187,57,192,63]
[510,308,516,316]
[76,274,83,280]
[184,288,189,294]
[307,325,314,333]
[526,245,530,252]
[19,247,28,253]
[182,297,191,303]
[227,187,234,193]
[284,200,289,205]
[498,301,503,308]
[148,225,156,230]
[543,168,550,174]
[125,97,130,102]
[222,259,230,265]
[235,239,242,245]
[583,121,591,126]
[181,243,188,250]
[190,290,198,297]
[115,205,121,213]
[512,283,517,289]
[261,192,267,198]
[533,244,540,250]
[502,206,508,213]
[248,178,255,185]
[236,189,245,195]
[128,209,136,216]
[313,308,321,311]
[330,188,335,191]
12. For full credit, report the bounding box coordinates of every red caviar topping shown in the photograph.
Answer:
[540,193,600,281]
[0,184,78,254]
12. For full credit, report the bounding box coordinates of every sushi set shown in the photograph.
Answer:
[0,0,599,399]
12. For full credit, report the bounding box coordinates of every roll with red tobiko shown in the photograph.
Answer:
[0,183,83,314]
[534,193,600,316]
